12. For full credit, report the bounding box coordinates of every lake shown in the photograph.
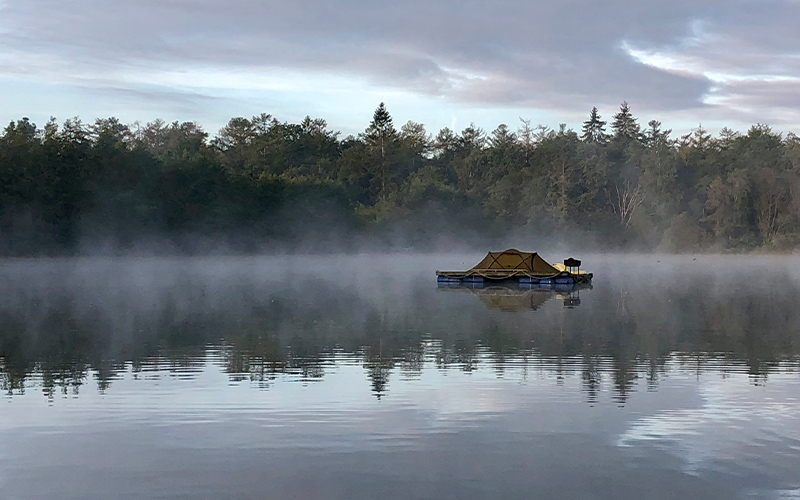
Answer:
[2,254,800,499]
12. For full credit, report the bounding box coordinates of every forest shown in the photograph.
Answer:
[1,102,799,255]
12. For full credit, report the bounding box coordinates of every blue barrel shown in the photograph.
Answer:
[555,277,574,285]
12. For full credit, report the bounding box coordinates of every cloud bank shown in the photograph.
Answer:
[1,0,799,132]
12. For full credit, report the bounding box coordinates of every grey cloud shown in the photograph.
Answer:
[711,80,800,125]
[1,0,799,125]
[90,85,221,107]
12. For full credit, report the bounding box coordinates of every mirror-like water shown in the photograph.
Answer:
[2,254,800,499]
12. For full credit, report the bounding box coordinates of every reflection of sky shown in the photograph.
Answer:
[619,372,800,477]
[3,351,800,499]
[2,353,588,430]
[4,255,800,499]
[619,372,800,500]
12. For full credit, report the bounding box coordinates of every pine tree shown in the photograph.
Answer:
[611,101,640,141]
[643,120,672,148]
[365,102,398,197]
[367,103,395,143]
[581,107,608,144]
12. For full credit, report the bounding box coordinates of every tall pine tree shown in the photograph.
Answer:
[611,101,640,141]
[365,102,398,198]
[581,107,608,144]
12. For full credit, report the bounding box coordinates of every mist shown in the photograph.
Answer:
[3,253,800,398]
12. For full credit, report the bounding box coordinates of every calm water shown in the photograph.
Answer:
[2,254,800,500]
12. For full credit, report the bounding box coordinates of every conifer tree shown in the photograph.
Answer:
[611,101,640,141]
[581,107,608,144]
[365,102,398,197]
[643,120,672,148]
[367,103,395,144]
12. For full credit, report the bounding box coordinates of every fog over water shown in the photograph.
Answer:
[2,254,800,499]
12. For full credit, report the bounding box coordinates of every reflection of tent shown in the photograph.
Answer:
[437,284,557,312]
[470,249,559,275]
[437,282,592,312]
[475,287,555,312]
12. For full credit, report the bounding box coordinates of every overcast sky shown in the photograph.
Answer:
[2,0,799,137]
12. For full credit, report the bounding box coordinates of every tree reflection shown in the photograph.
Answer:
[365,358,392,399]
[581,355,601,404]
[2,261,800,405]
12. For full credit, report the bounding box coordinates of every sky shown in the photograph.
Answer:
[1,0,800,138]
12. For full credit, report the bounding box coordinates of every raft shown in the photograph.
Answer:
[436,249,592,285]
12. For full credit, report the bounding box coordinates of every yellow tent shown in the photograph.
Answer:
[436,248,592,283]
[469,249,559,275]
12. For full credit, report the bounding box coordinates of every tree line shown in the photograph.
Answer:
[2,102,799,254]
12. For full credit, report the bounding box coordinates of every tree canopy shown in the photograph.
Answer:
[1,102,799,255]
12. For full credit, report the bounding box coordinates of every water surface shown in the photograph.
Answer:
[2,254,800,499]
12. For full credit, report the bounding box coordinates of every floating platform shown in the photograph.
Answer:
[435,249,592,285]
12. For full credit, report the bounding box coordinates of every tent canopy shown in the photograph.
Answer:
[470,249,558,275]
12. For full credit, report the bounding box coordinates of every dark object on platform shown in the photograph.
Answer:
[564,258,581,275]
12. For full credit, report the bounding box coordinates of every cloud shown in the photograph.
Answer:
[1,0,800,130]
[90,85,221,111]
[620,2,800,122]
